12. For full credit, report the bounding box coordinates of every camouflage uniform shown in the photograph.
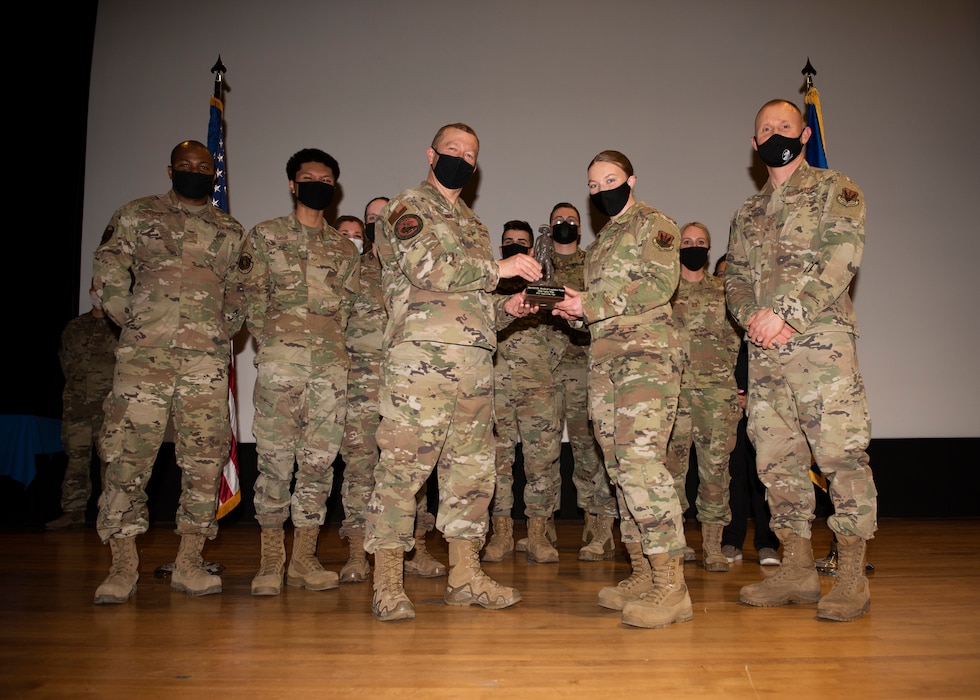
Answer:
[93,189,245,541]
[365,181,515,552]
[550,249,615,518]
[339,252,385,538]
[492,277,563,519]
[582,203,685,555]
[238,213,360,528]
[665,274,742,524]
[726,160,877,540]
[57,311,118,513]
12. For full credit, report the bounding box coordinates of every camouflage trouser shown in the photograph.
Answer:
[365,342,494,552]
[559,344,616,517]
[490,352,517,517]
[339,351,381,538]
[97,346,229,542]
[253,361,347,528]
[339,350,434,538]
[496,338,563,518]
[747,332,877,540]
[60,401,106,512]
[590,350,685,555]
[665,384,741,524]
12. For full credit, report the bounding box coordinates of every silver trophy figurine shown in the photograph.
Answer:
[524,225,565,309]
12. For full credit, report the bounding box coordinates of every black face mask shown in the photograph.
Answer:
[431,150,475,189]
[364,221,376,244]
[171,170,214,201]
[552,221,579,245]
[590,181,631,217]
[756,132,805,167]
[501,243,529,259]
[680,246,709,271]
[295,181,335,211]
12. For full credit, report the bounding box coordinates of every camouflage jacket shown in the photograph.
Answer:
[671,274,739,390]
[547,249,591,348]
[93,190,246,357]
[239,212,359,367]
[582,202,681,365]
[346,252,385,357]
[726,161,864,337]
[59,311,118,406]
[376,181,511,351]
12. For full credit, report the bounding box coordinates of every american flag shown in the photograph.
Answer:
[208,89,240,519]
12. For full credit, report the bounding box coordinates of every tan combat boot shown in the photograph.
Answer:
[46,510,86,530]
[597,541,653,610]
[94,536,139,604]
[581,512,595,544]
[445,539,522,609]
[287,526,339,590]
[372,548,415,621]
[701,522,729,572]
[251,527,286,596]
[172,533,222,596]
[340,531,371,583]
[516,514,556,552]
[621,553,694,628]
[405,528,447,577]
[816,535,871,621]
[739,528,821,606]
[482,516,515,562]
[526,516,559,563]
[579,514,616,561]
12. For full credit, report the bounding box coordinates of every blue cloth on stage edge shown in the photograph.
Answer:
[0,415,63,487]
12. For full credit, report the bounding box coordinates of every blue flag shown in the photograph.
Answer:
[804,85,828,168]
[207,96,228,212]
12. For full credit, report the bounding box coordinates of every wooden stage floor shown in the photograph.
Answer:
[1,518,978,699]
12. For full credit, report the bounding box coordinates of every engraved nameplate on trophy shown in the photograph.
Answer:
[524,225,565,309]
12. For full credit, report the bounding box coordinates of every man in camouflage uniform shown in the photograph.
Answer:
[484,221,563,564]
[92,140,246,604]
[726,99,877,622]
[665,222,741,572]
[547,202,617,561]
[336,204,445,583]
[45,283,118,530]
[237,148,360,597]
[364,123,541,621]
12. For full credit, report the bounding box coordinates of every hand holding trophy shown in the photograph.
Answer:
[524,225,566,309]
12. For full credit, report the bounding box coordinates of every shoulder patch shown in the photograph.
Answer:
[387,204,407,226]
[394,214,424,240]
[836,188,861,207]
[100,225,114,245]
[238,252,253,273]
[656,230,674,249]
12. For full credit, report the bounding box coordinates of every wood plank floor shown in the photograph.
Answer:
[1,518,978,699]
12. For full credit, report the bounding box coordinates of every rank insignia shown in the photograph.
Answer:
[100,225,114,245]
[656,230,674,249]
[238,252,253,273]
[836,188,860,207]
[394,214,423,240]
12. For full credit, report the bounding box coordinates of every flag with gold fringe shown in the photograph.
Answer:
[208,56,240,519]
[802,58,828,168]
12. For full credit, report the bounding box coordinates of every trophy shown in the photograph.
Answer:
[524,225,566,309]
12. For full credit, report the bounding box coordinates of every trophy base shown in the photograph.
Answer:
[524,284,565,310]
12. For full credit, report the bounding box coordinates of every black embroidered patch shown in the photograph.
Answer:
[238,252,253,273]
[100,225,114,245]
[394,214,423,240]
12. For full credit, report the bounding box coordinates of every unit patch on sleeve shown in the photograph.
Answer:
[100,225,114,245]
[237,252,253,274]
[836,188,861,207]
[656,230,674,249]
[394,214,424,240]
